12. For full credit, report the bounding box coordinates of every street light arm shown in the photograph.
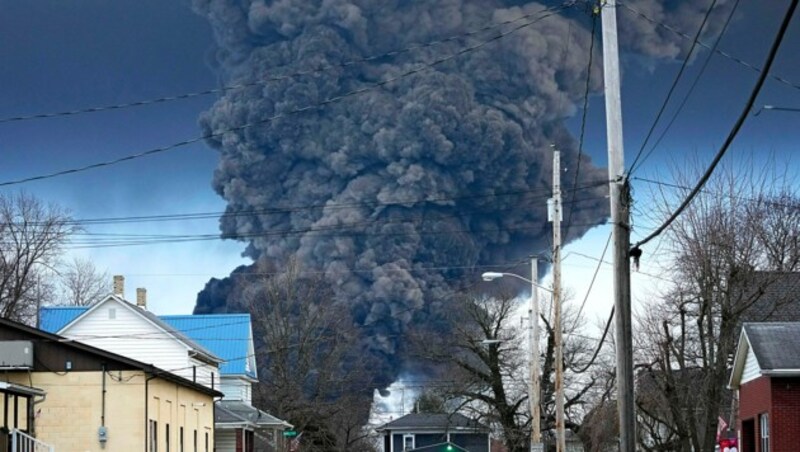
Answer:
[481,272,553,293]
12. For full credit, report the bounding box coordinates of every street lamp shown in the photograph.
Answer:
[482,259,547,452]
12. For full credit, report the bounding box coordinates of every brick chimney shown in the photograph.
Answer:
[113,275,124,297]
[136,288,147,310]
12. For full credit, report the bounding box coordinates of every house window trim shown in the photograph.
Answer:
[403,434,415,451]
[760,412,770,452]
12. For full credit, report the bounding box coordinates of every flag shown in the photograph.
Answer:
[717,416,728,441]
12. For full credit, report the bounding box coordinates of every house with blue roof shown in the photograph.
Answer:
[40,275,291,452]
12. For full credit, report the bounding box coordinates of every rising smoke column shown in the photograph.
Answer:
[192,0,728,374]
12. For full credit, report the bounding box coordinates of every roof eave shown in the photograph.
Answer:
[762,369,800,376]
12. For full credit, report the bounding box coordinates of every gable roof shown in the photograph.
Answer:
[215,400,291,428]
[40,306,85,332]
[0,316,222,398]
[40,304,254,376]
[376,413,489,432]
[744,322,800,370]
[730,322,800,388]
[161,314,256,378]
[409,442,469,452]
[54,295,221,365]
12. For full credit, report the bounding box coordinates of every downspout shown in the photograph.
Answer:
[101,364,106,428]
[100,363,107,449]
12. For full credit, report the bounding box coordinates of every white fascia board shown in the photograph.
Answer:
[729,329,755,389]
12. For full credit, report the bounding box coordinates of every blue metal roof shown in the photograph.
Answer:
[161,314,256,378]
[39,307,87,333]
[39,307,256,378]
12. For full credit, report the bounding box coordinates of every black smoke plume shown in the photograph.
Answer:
[192,0,728,382]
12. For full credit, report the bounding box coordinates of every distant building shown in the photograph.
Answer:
[375,413,490,452]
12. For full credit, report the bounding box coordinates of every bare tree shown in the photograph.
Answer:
[56,257,110,306]
[412,288,601,452]
[634,162,800,451]
[246,259,378,452]
[0,192,77,322]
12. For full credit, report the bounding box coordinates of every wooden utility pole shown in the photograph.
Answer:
[550,150,565,452]
[601,0,636,450]
[529,257,542,452]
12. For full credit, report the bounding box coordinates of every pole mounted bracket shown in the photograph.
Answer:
[629,246,642,270]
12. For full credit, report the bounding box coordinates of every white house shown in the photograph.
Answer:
[40,275,291,452]
[48,277,222,389]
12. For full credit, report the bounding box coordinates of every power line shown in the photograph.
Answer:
[618,0,800,93]
[0,3,572,126]
[64,220,610,250]
[564,10,599,237]
[7,179,610,227]
[632,176,800,211]
[632,0,798,250]
[629,0,741,174]
[572,306,614,374]
[571,231,611,329]
[627,0,720,173]
[0,7,567,188]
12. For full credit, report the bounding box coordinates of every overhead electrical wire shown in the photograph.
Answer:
[618,0,800,93]
[4,179,611,227]
[0,4,570,188]
[632,0,798,250]
[632,176,800,210]
[564,10,599,237]
[627,0,720,173]
[570,231,611,329]
[0,2,573,125]
[64,220,611,250]
[628,0,741,174]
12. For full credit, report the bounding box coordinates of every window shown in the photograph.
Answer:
[149,420,158,452]
[760,413,770,452]
[403,434,414,451]
[108,308,116,319]
[166,424,170,452]
[180,427,184,452]
[205,432,209,452]
[194,430,198,452]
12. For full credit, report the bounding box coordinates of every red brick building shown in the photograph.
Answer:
[730,323,800,452]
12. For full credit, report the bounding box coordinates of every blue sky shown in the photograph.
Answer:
[1,0,798,320]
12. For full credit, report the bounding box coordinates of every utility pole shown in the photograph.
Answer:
[529,257,542,452]
[549,149,565,452]
[601,0,636,450]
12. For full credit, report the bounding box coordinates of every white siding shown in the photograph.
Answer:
[59,299,219,389]
[215,429,237,452]
[190,357,218,389]
[61,299,187,370]
[742,344,762,384]
[219,376,252,403]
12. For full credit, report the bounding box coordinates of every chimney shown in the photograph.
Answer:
[113,275,124,297]
[136,288,147,309]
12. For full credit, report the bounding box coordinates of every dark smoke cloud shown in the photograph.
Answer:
[192,0,723,373]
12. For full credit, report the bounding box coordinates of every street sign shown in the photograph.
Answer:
[283,430,298,438]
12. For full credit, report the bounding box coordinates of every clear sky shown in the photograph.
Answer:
[1,0,798,331]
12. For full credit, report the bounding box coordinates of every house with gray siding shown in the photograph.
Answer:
[376,413,490,452]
